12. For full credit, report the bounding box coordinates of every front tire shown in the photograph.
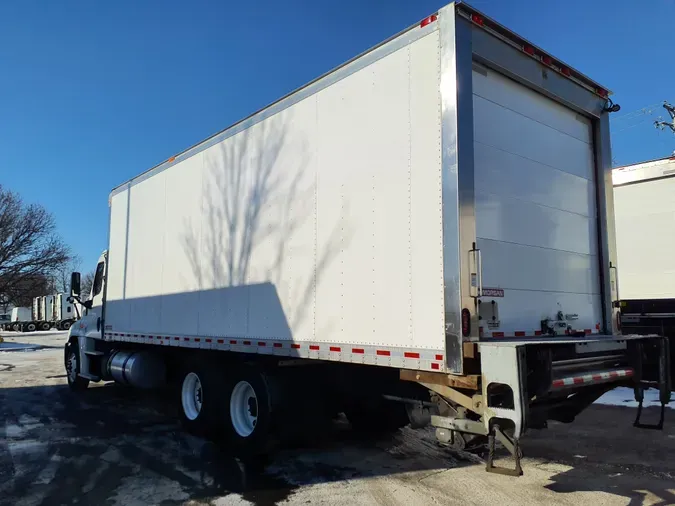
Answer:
[64,340,89,391]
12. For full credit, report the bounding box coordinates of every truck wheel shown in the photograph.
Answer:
[12,323,20,332]
[64,341,89,391]
[179,360,227,437]
[61,321,72,331]
[225,366,275,457]
[41,322,51,331]
[25,322,37,332]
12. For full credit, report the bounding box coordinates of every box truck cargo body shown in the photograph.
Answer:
[65,3,669,474]
[613,157,675,383]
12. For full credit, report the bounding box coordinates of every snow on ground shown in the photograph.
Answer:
[595,387,674,409]
[0,330,68,338]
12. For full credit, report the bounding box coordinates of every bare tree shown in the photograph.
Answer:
[80,270,95,300]
[49,255,82,293]
[0,186,72,306]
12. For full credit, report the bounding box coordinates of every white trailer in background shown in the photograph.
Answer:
[65,2,669,476]
[50,293,77,330]
[3,307,31,331]
[613,156,675,387]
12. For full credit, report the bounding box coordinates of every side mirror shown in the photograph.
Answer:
[70,272,81,297]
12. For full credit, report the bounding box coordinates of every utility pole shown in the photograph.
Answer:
[654,102,675,134]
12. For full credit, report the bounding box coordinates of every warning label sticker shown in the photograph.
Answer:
[481,288,504,298]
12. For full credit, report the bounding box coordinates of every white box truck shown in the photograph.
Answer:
[613,156,675,386]
[65,2,669,475]
[4,306,31,331]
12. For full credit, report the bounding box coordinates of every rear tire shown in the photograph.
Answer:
[224,365,276,458]
[64,340,89,391]
[41,322,51,331]
[179,359,227,438]
[24,322,37,332]
[61,321,72,331]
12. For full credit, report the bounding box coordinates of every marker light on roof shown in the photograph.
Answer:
[420,15,437,28]
[561,66,571,76]
[596,88,608,98]
[471,14,484,25]
[541,55,552,65]
[523,45,535,55]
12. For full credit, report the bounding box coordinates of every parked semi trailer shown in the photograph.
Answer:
[614,156,675,390]
[4,307,30,331]
[65,2,670,475]
[10,294,76,332]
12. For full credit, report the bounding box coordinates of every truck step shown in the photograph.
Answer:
[84,351,105,357]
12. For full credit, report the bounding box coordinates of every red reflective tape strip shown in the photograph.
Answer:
[376,350,390,356]
[592,374,603,381]
[625,370,633,377]
[609,371,619,378]
[435,354,443,361]
[514,331,526,337]
[243,340,251,345]
[258,342,266,347]
[205,338,212,343]
[273,343,282,348]
[330,346,341,352]
[352,348,364,354]
[134,335,138,338]
[309,345,320,351]
[584,329,592,335]
[573,377,585,385]
[431,363,440,370]
[148,336,154,339]
[291,344,301,349]
[195,338,200,342]
[141,335,146,338]
[184,337,189,341]
[404,352,420,359]
[596,323,601,330]
[230,340,237,344]
[552,379,565,388]
[174,337,180,341]
[534,330,542,336]
[492,332,505,338]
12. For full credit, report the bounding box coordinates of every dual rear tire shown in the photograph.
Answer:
[179,360,273,457]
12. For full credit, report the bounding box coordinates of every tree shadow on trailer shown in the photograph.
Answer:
[0,382,479,506]
[178,109,348,340]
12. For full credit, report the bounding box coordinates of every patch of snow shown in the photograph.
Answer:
[595,387,674,409]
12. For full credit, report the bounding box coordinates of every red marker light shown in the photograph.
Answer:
[471,14,484,26]
[461,308,471,337]
[420,15,437,28]
[560,66,571,76]
[541,55,552,65]
[596,87,608,98]
[523,45,535,56]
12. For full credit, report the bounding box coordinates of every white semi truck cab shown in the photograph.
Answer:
[65,2,670,476]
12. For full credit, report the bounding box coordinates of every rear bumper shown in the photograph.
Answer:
[479,334,668,438]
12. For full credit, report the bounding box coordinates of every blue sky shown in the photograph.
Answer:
[1,0,673,271]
